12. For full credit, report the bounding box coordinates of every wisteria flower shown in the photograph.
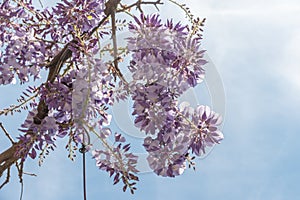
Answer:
[144,132,190,177]
[185,105,224,156]
[132,83,177,135]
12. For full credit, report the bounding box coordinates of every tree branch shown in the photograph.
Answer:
[118,0,163,13]
[0,122,15,145]
[0,0,116,181]
[0,141,21,177]
[0,0,163,185]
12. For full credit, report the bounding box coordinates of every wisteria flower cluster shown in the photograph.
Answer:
[128,14,223,177]
[53,0,105,33]
[0,0,224,194]
[127,14,207,93]
[92,129,139,193]
[0,0,54,84]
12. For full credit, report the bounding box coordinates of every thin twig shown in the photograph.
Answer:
[0,93,38,116]
[108,57,128,84]
[38,0,44,8]
[23,172,37,177]
[0,0,164,189]
[16,161,24,200]
[88,16,110,38]
[111,1,128,84]
[117,0,163,13]
[111,10,119,78]
[0,167,10,189]
[12,0,48,24]
[0,122,15,144]
[19,181,23,200]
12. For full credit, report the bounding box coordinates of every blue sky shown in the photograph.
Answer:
[1,0,300,199]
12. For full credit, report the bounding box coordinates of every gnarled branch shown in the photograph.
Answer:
[0,0,164,187]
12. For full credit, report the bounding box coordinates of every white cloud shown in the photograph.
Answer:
[188,0,300,16]
[173,1,300,199]
[280,31,300,93]
[2,1,300,199]
[188,0,300,94]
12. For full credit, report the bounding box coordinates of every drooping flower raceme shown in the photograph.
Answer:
[0,0,107,85]
[53,0,105,34]
[0,0,139,188]
[17,109,59,160]
[0,0,223,193]
[127,14,223,177]
[143,122,191,177]
[0,1,55,84]
[72,55,115,141]
[127,14,207,93]
[70,43,140,189]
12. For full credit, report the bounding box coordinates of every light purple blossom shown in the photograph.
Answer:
[179,103,224,156]
[0,1,56,84]
[0,0,224,191]
[17,109,59,160]
[92,131,139,190]
[127,14,224,177]
[127,14,207,93]
[131,83,177,135]
[53,0,105,33]
[144,131,190,177]
[72,56,114,131]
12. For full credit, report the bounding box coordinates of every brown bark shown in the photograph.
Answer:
[0,0,162,181]
[0,42,72,178]
[0,0,115,179]
[0,142,20,177]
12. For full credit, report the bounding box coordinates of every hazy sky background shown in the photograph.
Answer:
[1,0,300,199]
